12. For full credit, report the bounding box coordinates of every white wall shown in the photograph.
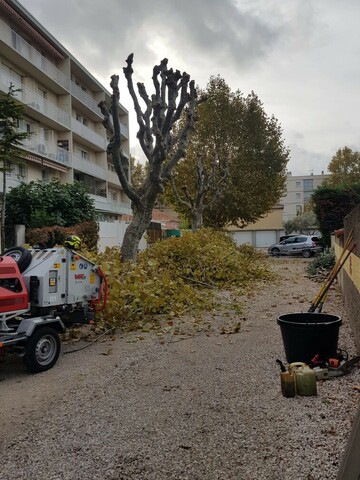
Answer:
[98,221,147,252]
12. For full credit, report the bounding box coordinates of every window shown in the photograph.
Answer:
[304,191,313,203]
[296,205,302,214]
[2,63,22,92]
[42,169,49,182]
[80,149,88,159]
[296,181,301,187]
[18,164,27,178]
[296,193,301,198]
[303,179,313,191]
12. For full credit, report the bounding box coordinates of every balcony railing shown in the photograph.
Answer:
[17,126,70,167]
[71,118,106,149]
[70,81,102,118]
[119,121,129,138]
[72,153,107,180]
[0,68,71,128]
[106,169,121,185]
[90,194,131,215]
[0,18,70,91]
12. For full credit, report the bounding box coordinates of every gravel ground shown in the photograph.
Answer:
[1,256,360,480]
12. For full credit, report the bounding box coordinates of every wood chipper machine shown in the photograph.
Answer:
[0,245,107,373]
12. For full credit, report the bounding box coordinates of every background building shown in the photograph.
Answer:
[281,173,329,222]
[0,0,131,226]
[228,173,330,248]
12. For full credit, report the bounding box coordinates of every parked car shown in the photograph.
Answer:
[268,235,322,258]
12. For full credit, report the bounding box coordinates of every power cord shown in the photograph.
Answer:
[63,327,115,355]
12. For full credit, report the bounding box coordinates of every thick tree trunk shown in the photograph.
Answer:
[121,186,157,262]
[121,207,153,262]
[191,208,203,231]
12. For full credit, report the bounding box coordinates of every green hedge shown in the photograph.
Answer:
[26,221,99,251]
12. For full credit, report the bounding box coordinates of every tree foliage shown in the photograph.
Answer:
[326,146,360,186]
[0,85,31,248]
[6,179,96,228]
[166,76,289,228]
[283,210,319,235]
[99,54,201,262]
[130,155,146,191]
[312,184,360,245]
[85,229,273,331]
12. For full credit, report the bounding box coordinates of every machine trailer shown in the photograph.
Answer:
[0,246,106,373]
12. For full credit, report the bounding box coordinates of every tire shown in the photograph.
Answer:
[2,246,32,273]
[271,248,280,257]
[302,249,311,258]
[23,327,61,373]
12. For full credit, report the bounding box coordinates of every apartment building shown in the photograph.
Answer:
[281,173,329,222]
[227,173,330,248]
[0,0,131,223]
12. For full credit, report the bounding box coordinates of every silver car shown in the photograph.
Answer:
[268,235,322,258]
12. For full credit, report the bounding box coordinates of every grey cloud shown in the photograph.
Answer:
[21,0,285,76]
[18,0,360,171]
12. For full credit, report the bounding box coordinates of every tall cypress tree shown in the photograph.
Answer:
[0,85,30,249]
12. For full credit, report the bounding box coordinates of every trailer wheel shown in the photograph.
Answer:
[23,327,61,373]
[2,246,32,273]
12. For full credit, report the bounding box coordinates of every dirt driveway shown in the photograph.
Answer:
[1,257,359,480]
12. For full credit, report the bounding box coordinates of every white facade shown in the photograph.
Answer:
[281,173,329,222]
[0,0,131,223]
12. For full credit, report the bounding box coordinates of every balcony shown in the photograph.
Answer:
[90,194,131,215]
[71,118,107,149]
[72,153,107,180]
[17,127,71,167]
[70,81,102,119]
[0,68,70,128]
[0,18,70,91]
[106,169,121,185]
[119,121,129,139]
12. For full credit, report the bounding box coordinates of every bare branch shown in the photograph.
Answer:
[137,82,153,153]
[98,100,114,136]
[170,177,192,209]
[108,74,141,207]
[123,54,151,161]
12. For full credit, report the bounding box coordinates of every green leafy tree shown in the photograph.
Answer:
[313,184,360,245]
[6,179,96,228]
[0,85,31,248]
[167,76,289,229]
[283,210,319,235]
[326,146,360,186]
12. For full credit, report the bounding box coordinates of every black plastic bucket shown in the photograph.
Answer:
[277,313,342,364]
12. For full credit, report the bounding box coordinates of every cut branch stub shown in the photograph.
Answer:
[123,53,134,76]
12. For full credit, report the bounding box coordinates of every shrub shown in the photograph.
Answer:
[86,229,274,330]
[26,221,99,251]
[306,248,335,277]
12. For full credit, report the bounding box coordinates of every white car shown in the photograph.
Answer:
[268,235,322,258]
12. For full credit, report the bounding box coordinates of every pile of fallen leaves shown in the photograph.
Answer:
[85,229,273,331]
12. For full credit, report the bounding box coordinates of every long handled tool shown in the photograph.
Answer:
[308,231,353,312]
[311,243,356,312]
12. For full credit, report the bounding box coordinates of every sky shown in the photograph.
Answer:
[18,0,360,176]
